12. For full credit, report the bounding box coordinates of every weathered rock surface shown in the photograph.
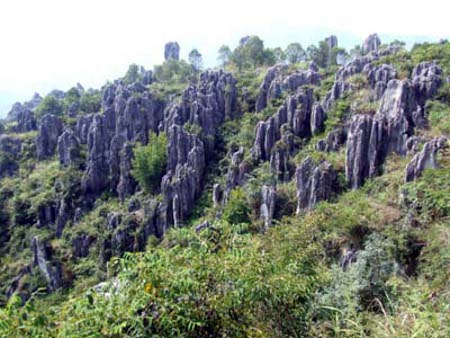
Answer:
[31,237,62,291]
[164,42,180,61]
[15,109,37,133]
[255,64,320,112]
[72,234,95,258]
[412,61,443,106]
[252,87,315,162]
[346,115,373,189]
[362,34,381,55]
[316,125,348,152]
[311,102,326,135]
[57,129,80,167]
[82,84,163,199]
[224,147,247,202]
[144,70,237,234]
[261,185,276,230]
[405,136,448,182]
[296,157,336,212]
[6,93,42,122]
[325,35,338,49]
[36,114,64,160]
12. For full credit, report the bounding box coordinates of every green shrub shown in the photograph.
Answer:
[222,187,251,224]
[132,132,167,194]
[36,95,64,117]
[426,100,450,136]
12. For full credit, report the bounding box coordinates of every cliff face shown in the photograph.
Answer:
[0,35,449,327]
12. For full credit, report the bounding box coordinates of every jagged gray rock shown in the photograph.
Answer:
[362,34,381,55]
[72,234,95,258]
[368,79,417,177]
[405,136,448,182]
[117,143,136,202]
[296,157,336,212]
[15,109,37,133]
[316,125,347,152]
[75,115,93,144]
[311,102,326,135]
[346,115,373,189]
[224,147,247,202]
[164,42,180,61]
[252,87,315,161]
[255,64,320,112]
[325,35,338,49]
[412,61,443,106]
[36,114,64,160]
[57,129,80,167]
[31,237,62,291]
[212,183,222,208]
[261,185,276,230]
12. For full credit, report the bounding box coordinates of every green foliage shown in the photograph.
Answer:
[324,98,351,132]
[154,59,193,83]
[426,100,450,136]
[285,42,306,64]
[124,63,141,84]
[316,234,399,317]
[79,91,101,114]
[36,95,64,117]
[217,45,232,67]
[132,132,167,194]
[222,187,251,225]
[411,41,450,72]
[403,167,450,221]
[188,48,203,72]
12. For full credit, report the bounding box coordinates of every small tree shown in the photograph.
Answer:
[222,187,251,224]
[285,43,306,64]
[132,132,167,194]
[188,49,203,72]
[218,45,232,67]
[124,64,140,84]
[36,95,64,117]
[272,47,286,63]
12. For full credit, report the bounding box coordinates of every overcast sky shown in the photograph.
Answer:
[0,0,448,117]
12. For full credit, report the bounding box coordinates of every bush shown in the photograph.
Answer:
[222,187,251,224]
[79,91,101,114]
[153,60,193,83]
[132,132,167,194]
[427,100,450,136]
[36,95,64,117]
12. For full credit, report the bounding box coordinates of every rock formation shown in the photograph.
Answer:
[405,136,448,182]
[362,34,381,55]
[261,185,276,230]
[57,129,81,167]
[164,42,180,61]
[36,114,64,160]
[296,157,336,212]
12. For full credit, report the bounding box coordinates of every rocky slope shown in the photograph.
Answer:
[0,36,449,338]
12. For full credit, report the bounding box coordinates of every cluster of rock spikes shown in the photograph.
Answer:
[1,35,448,294]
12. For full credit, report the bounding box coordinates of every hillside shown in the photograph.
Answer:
[0,34,449,337]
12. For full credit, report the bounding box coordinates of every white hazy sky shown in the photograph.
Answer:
[0,0,449,116]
